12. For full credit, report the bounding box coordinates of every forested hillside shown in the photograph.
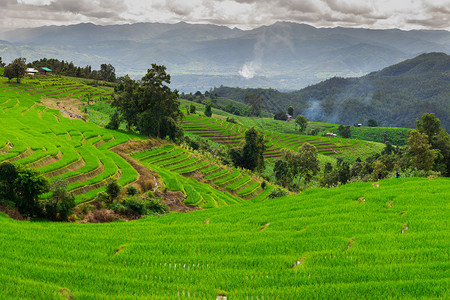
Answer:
[213,53,450,129]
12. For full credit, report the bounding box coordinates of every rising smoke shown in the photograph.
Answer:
[239,23,294,79]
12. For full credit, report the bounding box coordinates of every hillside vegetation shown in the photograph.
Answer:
[1,177,448,298]
[213,53,450,130]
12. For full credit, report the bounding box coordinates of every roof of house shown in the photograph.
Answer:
[26,68,38,73]
[41,67,52,72]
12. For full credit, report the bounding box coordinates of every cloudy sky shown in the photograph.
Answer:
[1,0,449,32]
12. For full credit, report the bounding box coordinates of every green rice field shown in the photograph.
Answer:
[0,177,448,298]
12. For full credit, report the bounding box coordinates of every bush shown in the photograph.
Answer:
[106,180,121,202]
[126,186,138,196]
[268,187,287,199]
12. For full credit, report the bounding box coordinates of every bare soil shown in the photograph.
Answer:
[40,97,86,120]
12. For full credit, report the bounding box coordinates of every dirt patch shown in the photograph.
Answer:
[110,142,158,193]
[156,190,199,213]
[0,202,26,221]
[356,197,365,203]
[113,139,165,155]
[401,223,409,234]
[40,97,86,120]
[60,288,74,300]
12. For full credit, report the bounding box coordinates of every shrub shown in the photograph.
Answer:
[126,186,138,196]
[106,180,121,202]
[268,187,287,199]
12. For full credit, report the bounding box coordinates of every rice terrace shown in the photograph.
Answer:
[1,9,450,300]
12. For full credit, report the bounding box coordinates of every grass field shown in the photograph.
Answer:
[0,177,448,298]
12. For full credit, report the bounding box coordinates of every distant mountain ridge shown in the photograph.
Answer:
[212,53,450,130]
[1,22,450,91]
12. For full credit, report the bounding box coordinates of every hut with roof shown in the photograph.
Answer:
[38,67,52,75]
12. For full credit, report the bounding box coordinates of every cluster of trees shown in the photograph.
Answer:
[2,57,117,83]
[0,163,75,221]
[0,57,5,68]
[230,128,266,172]
[111,64,183,141]
[27,58,116,82]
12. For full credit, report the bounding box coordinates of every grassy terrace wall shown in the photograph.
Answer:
[1,177,448,298]
[0,77,139,203]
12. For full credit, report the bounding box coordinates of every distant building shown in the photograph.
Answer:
[25,68,38,76]
[325,132,337,137]
[37,67,52,75]
[357,123,362,127]
[286,114,292,120]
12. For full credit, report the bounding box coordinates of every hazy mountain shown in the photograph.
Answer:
[1,22,449,92]
[212,53,450,130]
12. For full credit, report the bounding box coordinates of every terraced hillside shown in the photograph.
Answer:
[132,145,274,208]
[182,114,383,161]
[1,177,448,298]
[0,78,138,203]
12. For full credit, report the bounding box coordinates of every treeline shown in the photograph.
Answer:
[27,58,116,82]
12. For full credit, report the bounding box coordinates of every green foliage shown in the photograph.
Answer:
[106,180,121,202]
[105,111,120,130]
[287,106,294,116]
[44,179,75,221]
[126,186,138,196]
[4,58,26,83]
[274,110,288,121]
[112,65,182,141]
[204,103,212,117]
[295,115,308,132]
[407,130,436,171]
[267,187,287,199]
[245,94,264,117]
[230,127,266,172]
[338,125,352,138]
[367,119,378,127]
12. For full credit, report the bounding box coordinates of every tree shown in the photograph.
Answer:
[367,119,378,127]
[189,104,196,114]
[274,110,288,121]
[296,143,320,183]
[112,76,139,130]
[13,166,49,217]
[99,63,116,82]
[0,162,18,202]
[230,127,266,172]
[287,106,294,116]
[245,94,264,117]
[295,115,308,132]
[44,179,75,221]
[106,111,120,130]
[416,113,441,142]
[338,125,351,138]
[0,57,5,68]
[406,130,436,171]
[3,65,14,82]
[204,103,212,117]
[112,65,183,141]
[5,58,26,83]
[106,180,121,202]
[274,159,289,186]
[416,113,450,176]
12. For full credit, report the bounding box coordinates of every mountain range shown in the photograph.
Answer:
[212,52,450,130]
[1,22,450,92]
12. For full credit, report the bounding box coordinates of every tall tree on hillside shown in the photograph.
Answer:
[230,127,266,172]
[99,63,116,82]
[0,57,5,68]
[245,94,264,117]
[406,130,436,171]
[112,76,139,130]
[367,119,378,127]
[284,143,320,183]
[4,58,26,83]
[295,115,308,132]
[416,113,450,176]
[287,106,294,116]
[113,64,182,141]
[204,103,212,117]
